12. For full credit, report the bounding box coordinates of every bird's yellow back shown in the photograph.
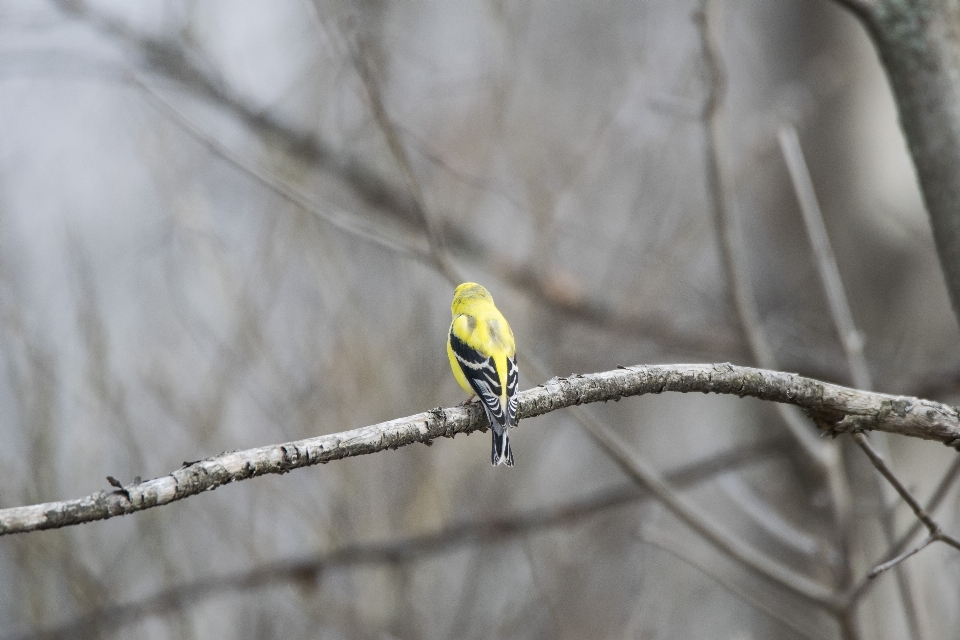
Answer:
[448,283,515,398]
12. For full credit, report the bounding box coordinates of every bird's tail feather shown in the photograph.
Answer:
[491,427,514,467]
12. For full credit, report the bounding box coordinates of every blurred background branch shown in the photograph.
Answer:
[14,437,786,640]
[52,0,737,357]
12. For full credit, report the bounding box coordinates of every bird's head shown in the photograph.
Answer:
[451,282,493,314]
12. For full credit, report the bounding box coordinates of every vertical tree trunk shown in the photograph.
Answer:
[859,3,960,326]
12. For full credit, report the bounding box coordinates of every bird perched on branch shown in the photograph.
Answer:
[447,282,519,466]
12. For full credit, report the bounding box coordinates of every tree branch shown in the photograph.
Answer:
[1,362,959,536]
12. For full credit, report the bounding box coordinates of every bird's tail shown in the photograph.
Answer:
[491,426,514,467]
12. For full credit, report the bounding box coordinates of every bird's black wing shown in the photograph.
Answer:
[449,330,507,428]
[505,354,519,427]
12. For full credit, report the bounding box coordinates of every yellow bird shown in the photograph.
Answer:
[447,283,519,466]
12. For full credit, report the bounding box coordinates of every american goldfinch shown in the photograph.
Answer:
[447,282,519,466]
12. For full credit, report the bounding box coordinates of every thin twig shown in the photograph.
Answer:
[868,535,936,579]
[697,0,834,470]
[880,454,960,563]
[778,124,924,638]
[562,400,838,609]
[844,454,960,603]
[852,436,960,541]
[852,433,940,534]
[852,431,960,584]
[638,532,829,640]
[697,7,858,636]
[347,38,459,280]
[133,76,435,263]
[778,127,870,389]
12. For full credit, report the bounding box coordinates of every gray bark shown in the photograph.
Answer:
[1,362,957,536]
[850,1,960,325]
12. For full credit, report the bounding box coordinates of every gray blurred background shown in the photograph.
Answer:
[1,1,959,638]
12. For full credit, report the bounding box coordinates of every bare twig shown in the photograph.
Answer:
[346,37,460,281]
[779,123,933,638]
[561,400,837,609]
[778,127,871,390]
[697,0,834,469]
[877,454,960,565]
[639,533,829,640]
[868,536,936,579]
[866,528,960,581]
[133,76,435,264]
[697,8,859,636]
[9,438,783,640]
[852,432,960,585]
[844,454,960,603]
[852,433,960,552]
